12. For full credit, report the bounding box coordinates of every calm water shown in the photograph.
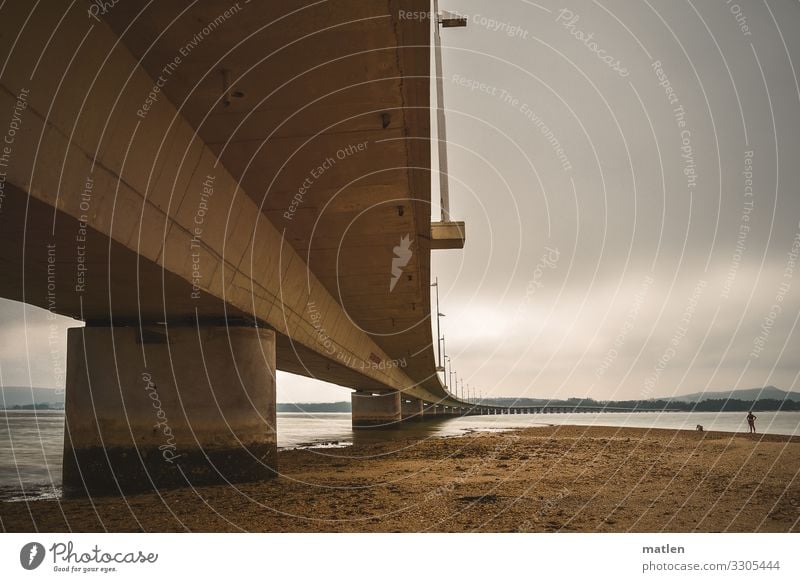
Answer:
[2,410,798,499]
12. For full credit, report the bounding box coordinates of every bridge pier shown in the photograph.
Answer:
[62,325,277,497]
[352,391,402,428]
[401,397,424,421]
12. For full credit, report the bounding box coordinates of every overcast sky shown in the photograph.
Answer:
[2,0,799,402]
[432,0,800,402]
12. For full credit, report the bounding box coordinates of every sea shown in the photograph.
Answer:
[1,409,798,501]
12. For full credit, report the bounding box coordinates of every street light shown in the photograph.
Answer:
[441,334,448,380]
[431,278,446,371]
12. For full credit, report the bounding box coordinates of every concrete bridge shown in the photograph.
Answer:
[0,0,482,496]
[0,2,669,496]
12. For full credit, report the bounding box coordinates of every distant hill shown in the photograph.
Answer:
[661,386,800,403]
[0,386,64,408]
[277,401,351,413]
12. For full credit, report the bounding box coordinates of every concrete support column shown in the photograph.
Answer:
[401,397,424,421]
[351,391,401,428]
[62,325,277,497]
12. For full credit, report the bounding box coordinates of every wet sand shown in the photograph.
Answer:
[1,425,798,532]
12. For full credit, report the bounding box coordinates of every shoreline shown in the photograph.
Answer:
[1,424,798,532]
[4,415,792,498]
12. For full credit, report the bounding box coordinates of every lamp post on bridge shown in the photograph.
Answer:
[431,278,446,372]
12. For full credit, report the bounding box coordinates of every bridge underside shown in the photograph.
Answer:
[99,0,443,397]
[0,182,394,393]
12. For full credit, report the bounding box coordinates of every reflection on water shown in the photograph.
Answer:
[278,409,800,448]
[0,410,63,500]
[2,409,798,499]
[278,412,538,450]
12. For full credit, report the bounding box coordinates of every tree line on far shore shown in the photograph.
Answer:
[2,402,64,410]
[480,396,800,412]
[609,398,800,412]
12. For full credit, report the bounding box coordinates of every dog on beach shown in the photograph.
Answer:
[696,424,704,432]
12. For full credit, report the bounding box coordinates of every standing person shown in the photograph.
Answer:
[746,411,757,434]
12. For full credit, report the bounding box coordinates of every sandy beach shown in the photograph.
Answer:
[1,425,798,532]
